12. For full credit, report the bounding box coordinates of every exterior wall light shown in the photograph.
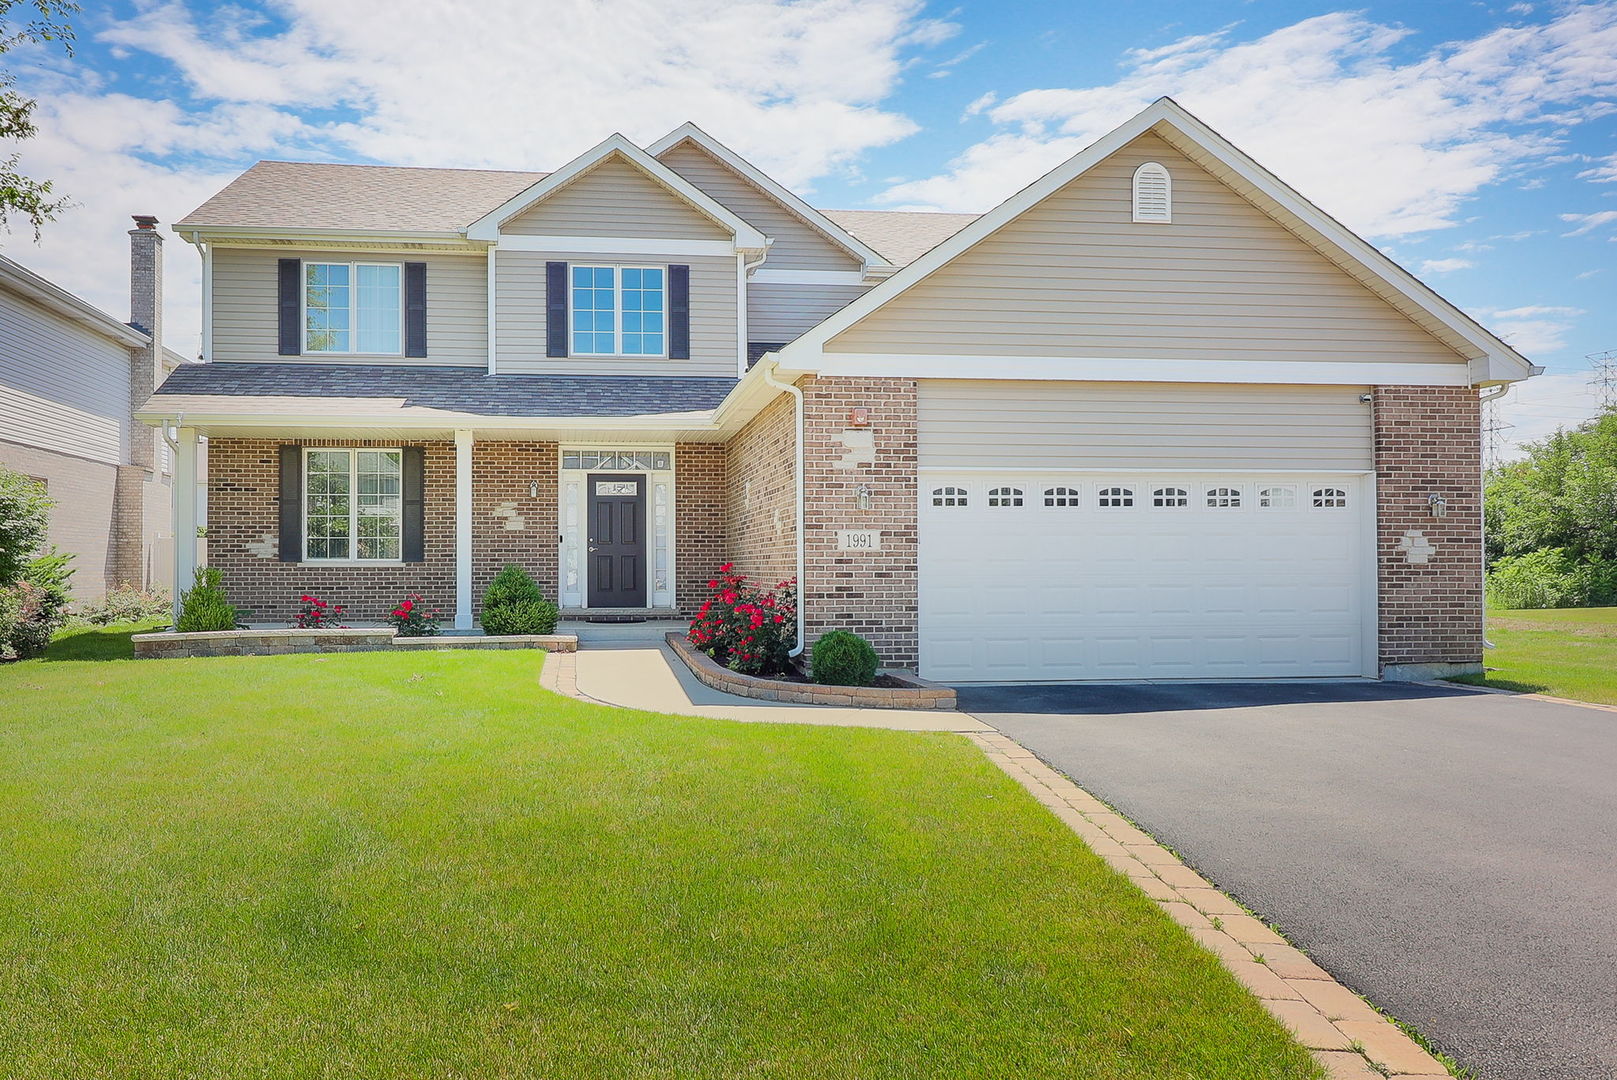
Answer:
[856,485,872,511]
[1428,493,1448,518]
[849,407,870,427]
[529,480,539,498]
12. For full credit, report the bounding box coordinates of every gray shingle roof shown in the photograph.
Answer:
[822,210,980,266]
[175,160,979,264]
[150,363,736,418]
[176,161,549,233]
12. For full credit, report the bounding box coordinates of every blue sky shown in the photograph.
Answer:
[4,0,1614,451]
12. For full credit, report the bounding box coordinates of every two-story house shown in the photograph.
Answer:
[139,98,1535,682]
[2,223,184,601]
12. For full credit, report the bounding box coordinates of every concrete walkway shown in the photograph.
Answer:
[560,642,987,732]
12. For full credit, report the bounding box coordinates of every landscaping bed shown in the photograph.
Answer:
[667,631,956,710]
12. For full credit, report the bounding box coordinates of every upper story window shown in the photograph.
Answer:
[572,266,664,357]
[305,262,401,354]
[304,448,403,562]
[1132,162,1172,223]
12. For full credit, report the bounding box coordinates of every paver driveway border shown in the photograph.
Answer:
[968,730,1454,1080]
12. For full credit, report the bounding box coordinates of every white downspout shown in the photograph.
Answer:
[1478,382,1510,652]
[759,359,806,657]
[738,247,769,377]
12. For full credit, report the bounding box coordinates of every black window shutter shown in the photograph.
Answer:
[668,264,690,360]
[402,447,425,563]
[404,262,428,357]
[545,261,569,357]
[277,258,302,355]
[277,445,302,561]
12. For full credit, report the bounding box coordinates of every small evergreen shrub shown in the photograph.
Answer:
[1487,548,1617,609]
[481,565,559,635]
[811,629,879,687]
[176,567,239,633]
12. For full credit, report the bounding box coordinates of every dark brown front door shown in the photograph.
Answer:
[587,474,647,608]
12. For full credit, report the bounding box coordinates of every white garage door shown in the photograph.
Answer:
[918,473,1372,682]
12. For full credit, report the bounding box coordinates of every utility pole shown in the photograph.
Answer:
[1482,394,1514,471]
[1590,349,1617,411]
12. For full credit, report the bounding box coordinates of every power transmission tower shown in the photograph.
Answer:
[1590,349,1617,411]
[1482,395,1513,470]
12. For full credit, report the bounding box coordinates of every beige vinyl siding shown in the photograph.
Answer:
[211,247,488,366]
[0,288,129,464]
[496,250,737,376]
[918,380,1373,471]
[748,282,869,342]
[659,142,860,271]
[502,157,731,241]
[830,132,1465,367]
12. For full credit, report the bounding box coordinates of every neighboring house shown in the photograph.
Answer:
[138,98,1536,681]
[1,223,184,601]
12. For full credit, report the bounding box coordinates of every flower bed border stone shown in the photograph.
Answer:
[665,632,955,710]
[133,627,577,659]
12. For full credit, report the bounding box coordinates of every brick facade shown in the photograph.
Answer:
[206,437,457,623]
[799,375,919,667]
[674,443,725,615]
[724,392,796,589]
[471,441,558,610]
[1373,385,1484,677]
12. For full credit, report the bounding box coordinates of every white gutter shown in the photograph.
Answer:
[759,359,806,657]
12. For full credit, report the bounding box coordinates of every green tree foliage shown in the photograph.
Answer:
[0,462,52,586]
[1,1,77,239]
[1486,407,1617,607]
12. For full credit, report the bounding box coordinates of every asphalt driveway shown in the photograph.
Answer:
[960,681,1617,1080]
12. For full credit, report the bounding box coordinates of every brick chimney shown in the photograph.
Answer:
[127,213,163,471]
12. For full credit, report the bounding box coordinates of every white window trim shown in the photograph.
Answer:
[301,446,406,564]
[302,261,405,357]
[569,264,669,360]
[1132,161,1172,224]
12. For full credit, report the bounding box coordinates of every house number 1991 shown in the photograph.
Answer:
[836,530,882,552]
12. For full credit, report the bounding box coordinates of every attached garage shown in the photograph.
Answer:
[915,381,1378,683]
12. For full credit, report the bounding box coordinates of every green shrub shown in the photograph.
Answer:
[811,629,879,687]
[176,566,239,633]
[22,548,74,623]
[0,581,58,659]
[481,564,558,635]
[1487,548,1617,609]
[0,465,52,588]
[74,583,171,625]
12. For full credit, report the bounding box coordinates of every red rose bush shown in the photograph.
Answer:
[687,563,797,676]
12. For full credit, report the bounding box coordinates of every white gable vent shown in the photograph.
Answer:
[1132,161,1172,223]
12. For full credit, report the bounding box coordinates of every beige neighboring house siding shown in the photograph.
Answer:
[502,157,731,240]
[495,250,736,376]
[828,132,1465,366]
[918,381,1374,471]
[0,288,130,463]
[659,142,860,271]
[211,247,488,366]
[748,282,869,343]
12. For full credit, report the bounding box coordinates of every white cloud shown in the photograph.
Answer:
[1485,305,1587,318]
[1577,152,1617,183]
[1420,258,1474,274]
[1576,268,1605,278]
[1470,306,1587,356]
[3,0,958,357]
[875,5,1617,236]
[1560,210,1617,236]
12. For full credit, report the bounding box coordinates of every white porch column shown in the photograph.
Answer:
[172,426,199,622]
[454,429,475,630]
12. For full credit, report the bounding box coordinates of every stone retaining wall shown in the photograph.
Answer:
[665,632,955,710]
[133,628,577,659]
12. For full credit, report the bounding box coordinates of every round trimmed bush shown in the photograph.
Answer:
[481,564,559,635]
[811,629,879,687]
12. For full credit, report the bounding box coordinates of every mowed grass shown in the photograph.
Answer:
[0,635,1321,1080]
[1450,607,1617,705]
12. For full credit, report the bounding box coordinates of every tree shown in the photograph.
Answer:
[1,1,77,239]
[0,462,53,587]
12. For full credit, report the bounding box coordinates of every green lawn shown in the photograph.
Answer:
[1449,607,1617,705]
[0,630,1321,1080]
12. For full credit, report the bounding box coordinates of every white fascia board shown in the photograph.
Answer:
[749,268,867,285]
[178,226,481,249]
[647,122,893,275]
[809,352,1474,387]
[496,234,737,257]
[465,133,767,249]
[0,254,151,348]
[777,96,1535,386]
